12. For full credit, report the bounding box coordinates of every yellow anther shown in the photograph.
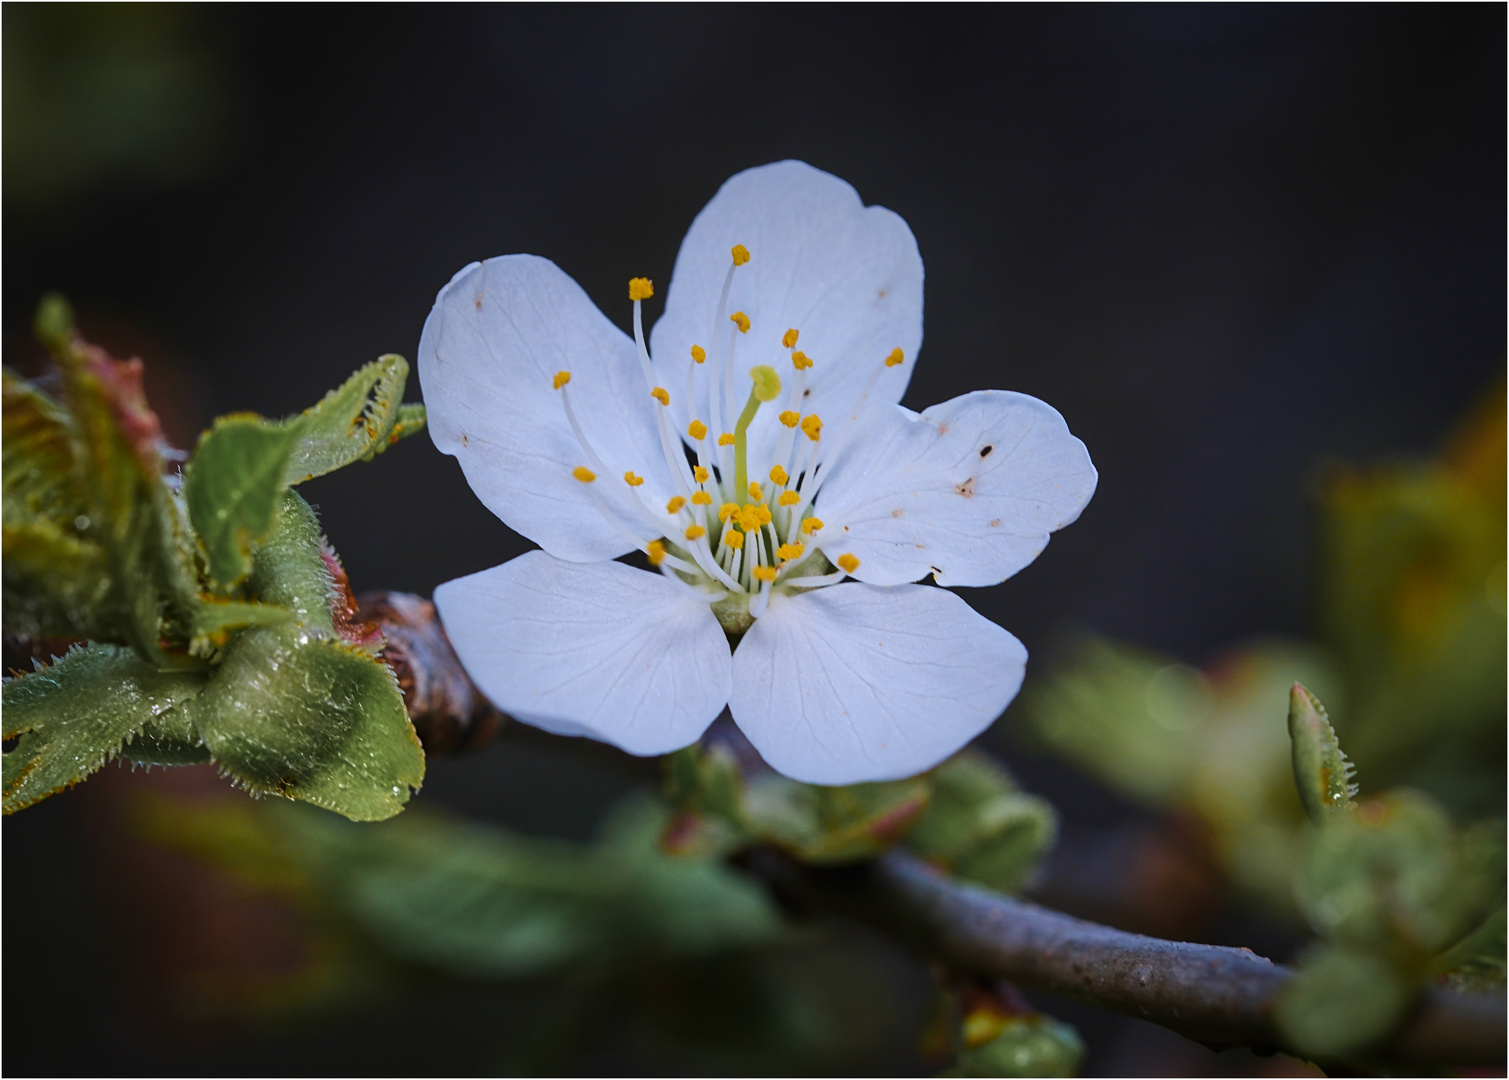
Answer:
[777,543,805,562]
[688,419,708,441]
[885,347,905,368]
[650,386,670,406]
[624,471,644,487]
[693,465,710,483]
[791,350,813,371]
[647,540,666,566]
[800,414,823,441]
[666,495,686,514]
[749,365,781,402]
[730,311,751,334]
[779,410,800,428]
[685,524,707,541]
[724,529,745,550]
[628,277,654,301]
[782,328,800,349]
[572,466,596,483]
[719,502,739,522]
[778,491,799,506]
[755,503,772,525]
[737,505,761,532]
[690,344,706,364]
[747,481,763,502]
[801,517,823,535]
[553,370,572,390]
[691,491,712,505]
[731,244,751,266]
[837,553,860,573]
[752,565,778,583]
[718,432,736,446]
[769,465,789,486]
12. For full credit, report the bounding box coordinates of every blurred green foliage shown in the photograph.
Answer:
[1275,696,1505,1061]
[1024,389,1507,914]
[665,744,1059,894]
[2,297,427,819]
[133,790,929,1073]
[3,4,228,204]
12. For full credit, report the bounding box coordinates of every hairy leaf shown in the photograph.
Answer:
[187,624,423,821]
[26,315,201,659]
[189,598,294,655]
[2,369,82,525]
[245,490,339,623]
[183,414,304,589]
[2,644,207,813]
[1288,682,1357,824]
[282,355,417,485]
[2,519,112,638]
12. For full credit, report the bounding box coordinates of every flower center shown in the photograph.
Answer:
[553,245,891,628]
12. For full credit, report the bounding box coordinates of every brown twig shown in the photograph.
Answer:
[356,590,1506,1068]
[745,847,1506,1068]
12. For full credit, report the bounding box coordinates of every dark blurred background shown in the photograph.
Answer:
[5,4,1503,1076]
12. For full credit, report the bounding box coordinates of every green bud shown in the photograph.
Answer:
[33,293,75,355]
[1288,682,1356,824]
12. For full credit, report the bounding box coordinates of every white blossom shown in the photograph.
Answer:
[418,161,1097,784]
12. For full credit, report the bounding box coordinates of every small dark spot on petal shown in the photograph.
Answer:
[474,294,483,309]
[955,477,976,497]
[891,508,905,518]
[461,433,469,446]
[843,525,850,531]
[803,388,812,398]
[979,444,993,458]
[990,518,1001,527]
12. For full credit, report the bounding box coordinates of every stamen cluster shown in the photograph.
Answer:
[553,247,892,621]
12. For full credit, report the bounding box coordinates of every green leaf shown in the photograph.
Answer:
[1273,945,1412,1061]
[1287,682,1357,824]
[1297,790,1489,954]
[743,774,932,865]
[389,402,427,442]
[140,793,783,981]
[186,624,423,821]
[189,598,294,655]
[2,644,207,813]
[2,369,83,525]
[1434,905,1506,991]
[908,751,1058,894]
[183,414,304,589]
[955,1015,1087,1078]
[2,519,112,638]
[33,292,75,355]
[26,313,201,660]
[244,490,339,624]
[281,355,415,485]
[124,709,214,767]
[598,795,785,956]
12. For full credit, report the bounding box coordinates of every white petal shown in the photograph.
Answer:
[434,551,731,755]
[418,256,679,562]
[649,161,923,471]
[812,391,1098,587]
[729,583,1026,784]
